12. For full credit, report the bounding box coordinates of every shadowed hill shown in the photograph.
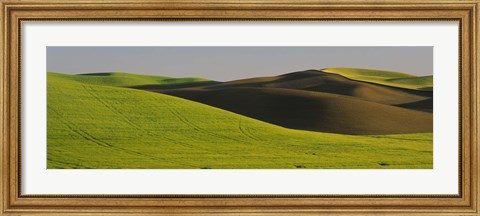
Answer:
[131,81,219,90]
[396,98,433,113]
[192,70,431,105]
[130,70,433,135]
[133,70,432,105]
[158,87,432,135]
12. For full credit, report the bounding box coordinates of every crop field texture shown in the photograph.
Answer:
[47,70,433,169]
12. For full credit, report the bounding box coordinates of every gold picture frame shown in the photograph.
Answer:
[1,0,478,215]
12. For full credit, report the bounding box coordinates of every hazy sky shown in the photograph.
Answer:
[47,46,433,81]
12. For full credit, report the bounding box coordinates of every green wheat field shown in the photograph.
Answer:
[47,68,433,169]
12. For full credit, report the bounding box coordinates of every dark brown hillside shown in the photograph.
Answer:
[396,98,433,113]
[156,87,432,135]
[130,70,433,135]
[200,70,432,105]
[133,70,431,105]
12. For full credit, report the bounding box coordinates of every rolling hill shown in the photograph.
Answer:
[47,72,432,169]
[320,68,433,91]
[49,72,217,87]
[135,70,433,135]
[156,87,432,135]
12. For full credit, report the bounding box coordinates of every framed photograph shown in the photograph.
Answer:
[1,0,478,215]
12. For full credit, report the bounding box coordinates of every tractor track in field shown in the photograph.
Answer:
[238,120,261,141]
[48,105,193,167]
[47,157,90,169]
[83,85,156,136]
[83,85,205,151]
[50,106,155,159]
[162,99,249,144]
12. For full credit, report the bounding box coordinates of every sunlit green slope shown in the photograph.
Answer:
[47,72,432,169]
[321,68,433,91]
[48,72,213,87]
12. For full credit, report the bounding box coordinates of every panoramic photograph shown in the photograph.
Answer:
[47,46,433,169]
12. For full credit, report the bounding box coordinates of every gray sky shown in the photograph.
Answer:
[47,46,433,81]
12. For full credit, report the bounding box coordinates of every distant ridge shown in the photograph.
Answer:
[48,72,215,87]
[320,68,433,91]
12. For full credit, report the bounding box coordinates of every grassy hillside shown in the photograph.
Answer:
[49,72,213,87]
[387,76,433,91]
[47,72,432,169]
[321,68,433,91]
